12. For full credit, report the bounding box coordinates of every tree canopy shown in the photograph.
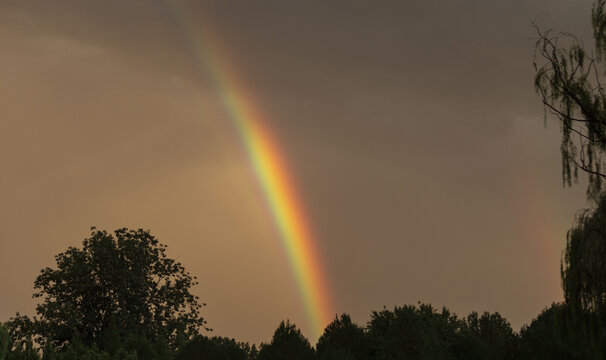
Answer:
[256,321,315,360]
[366,304,460,360]
[562,196,606,313]
[316,314,369,360]
[17,228,205,351]
[175,335,255,360]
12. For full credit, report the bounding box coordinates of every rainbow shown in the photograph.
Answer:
[163,4,334,340]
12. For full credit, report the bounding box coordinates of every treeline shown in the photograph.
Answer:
[2,182,606,360]
[2,301,605,360]
[1,202,606,360]
[1,186,605,360]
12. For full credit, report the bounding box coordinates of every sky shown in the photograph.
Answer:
[0,0,597,344]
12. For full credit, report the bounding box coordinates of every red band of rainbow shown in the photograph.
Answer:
[163,3,334,341]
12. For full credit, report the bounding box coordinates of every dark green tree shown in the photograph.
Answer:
[0,323,9,360]
[256,321,314,360]
[534,2,606,356]
[40,331,175,360]
[562,196,606,313]
[3,316,39,360]
[11,228,205,351]
[518,303,580,360]
[41,335,112,360]
[316,314,370,360]
[5,341,40,360]
[366,303,460,360]
[557,197,606,358]
[175,335,253,360]
[454,312,517,360]
[534,0,606,200]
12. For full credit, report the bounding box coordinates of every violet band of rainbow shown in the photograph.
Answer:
[162,2,334,341]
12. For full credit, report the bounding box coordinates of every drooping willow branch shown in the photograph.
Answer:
[533,13,606,199]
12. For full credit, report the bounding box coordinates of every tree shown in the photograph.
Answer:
[562,197,606,313]
[518,303,582,360]
[559,195,606,358]
[175,335,253,360]
[5,341,40,360]
[256,321,315,360]
[534,0,606,199]
[41,335,112,360]
[0,324,9,360]
[454,312,517,360]
[366,303,460,360]
[15,227,205,350]
[316,314,370,360]
[534,3,606,356]
[3,317,40,360]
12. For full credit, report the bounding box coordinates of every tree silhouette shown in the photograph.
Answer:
[4,341,39,360]
[316,314,370,360]
[256,321,314,360]
[366,304,460,360]
[3,316,39,360]
[557,197,606,358]
[563,197,606,313]
[534,0,606,199]
[10,228,205,351]
[534,2,606,357]
[175,335,254,360]
[0,324,9,360]
[518,303,581,360]
[455,312,517,360]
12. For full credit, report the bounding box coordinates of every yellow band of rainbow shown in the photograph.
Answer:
[163,3,334,341]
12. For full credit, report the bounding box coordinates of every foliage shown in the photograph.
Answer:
[5,221,606,360]
[175,335,254,360]
[518,303,581,360]
[366,303,460,360]
[39,331,174,360]
[4,315,35,353]
[100,330,172,360]
[5,340,40,360]
[316,314,369,360]
[41,335,112,360]
[534,0,606,199]
[0,324,9,360]
[15,228,205,350]
[518,302,606,359]
[3,317,40,360]
[534,3,606,358]
[256,321,314,360]
[454,312,518,360]
[562,195,606,313]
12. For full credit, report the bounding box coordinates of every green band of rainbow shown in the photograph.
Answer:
[163,3,334,340]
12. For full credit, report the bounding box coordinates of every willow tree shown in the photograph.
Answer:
[562,198,606,313]
[534,0,606,200]
[534,0,606,332]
